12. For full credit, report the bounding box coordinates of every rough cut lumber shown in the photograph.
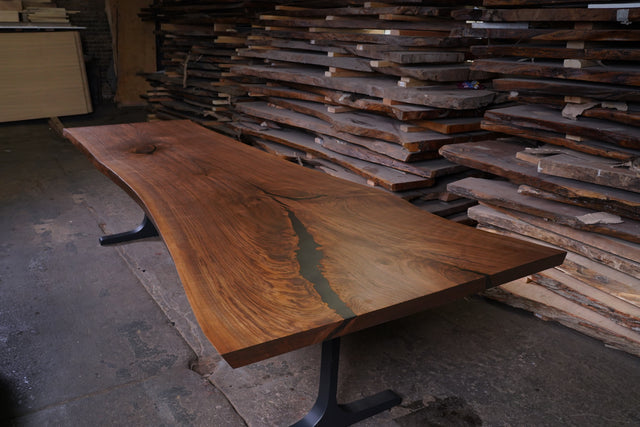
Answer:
[406,117,482,134]
[450,0,640,358]
[480,119,640,161]
[448,177,640,244]
[270,5,464,18]
[484,278,640,358]
[559,253,640,308]
[266,97,489,149]
[532,269,640,333]
[235,101,423,160]
[237,48,374,72]
[472,58,640,87]
[231,65,497,110]
[319,88,479,121]
[370,62,492,82]
[471,45,640,62]
[236,101,491,159]
[238,121,466,181]
[485,105,640,150]
[63,120,565,368]
[476,224,640,309]
[482,0,623,5]
[235,124,434,191]
[492,78,640,104]
[314,135,466,179]
[580,106,640,128]
[364,50,465,64]
[537,153,640,194]
[259,28,478,48]
[468,205,640,279]
[460,28,640,43]
[413,198,476,217]
[454,7,640,22]
[440,139,640,220]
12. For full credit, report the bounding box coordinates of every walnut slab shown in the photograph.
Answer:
[64,120,565,368]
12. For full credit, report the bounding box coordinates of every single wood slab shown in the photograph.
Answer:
[64,120,565,368]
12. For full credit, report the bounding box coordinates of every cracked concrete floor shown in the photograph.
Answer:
[1,106,639,426]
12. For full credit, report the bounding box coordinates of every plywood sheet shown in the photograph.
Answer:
[0,31,92,122]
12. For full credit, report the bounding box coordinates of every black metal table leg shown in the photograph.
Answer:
[99,215,159,246]
[292,338,401,427]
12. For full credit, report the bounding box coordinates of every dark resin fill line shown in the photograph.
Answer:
[285,207,356,320]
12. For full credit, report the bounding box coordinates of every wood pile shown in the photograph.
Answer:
[140,0,279,134]
[224,0,512,221]
[441,1,640,356]
[142,1,510,221]
[0,0,71,25]
[22,7,69,25]
[0,1,21,22]
[23,1,70,24]
[141,1,640,354]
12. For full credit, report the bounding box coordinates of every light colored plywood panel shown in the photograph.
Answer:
[0,31,92,122]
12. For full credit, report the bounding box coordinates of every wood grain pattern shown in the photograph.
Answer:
[538,153,640,194]
[485,105,640,149]
[448,177,640,244]
[472,58,640,87]
[235,124,436,191]
[440,139,640,220]
[469,205,640,279]
[64,120,565,368]
[471,45,640,62]
[230,65,497,110]
[492,78,640,103]
[455,7,640,23]
[484,278,640,358]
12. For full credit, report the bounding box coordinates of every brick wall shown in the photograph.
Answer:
[57,0,115,103]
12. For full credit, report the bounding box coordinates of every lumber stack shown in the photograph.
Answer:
[439,0,640,356]
[22,0,70,24]
[0,1,21,22]
[140,1,278,134]
[227,0,508,221]
[0,0,70,24]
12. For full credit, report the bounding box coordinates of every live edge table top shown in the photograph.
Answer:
[64,120,565,368]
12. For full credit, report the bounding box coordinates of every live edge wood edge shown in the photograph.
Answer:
[63,120,566,368]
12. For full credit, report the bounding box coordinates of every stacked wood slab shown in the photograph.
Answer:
[0,1,21,22]
[140,1,640,353]
[140,0,280,134]
[441,0,640,356]
[0,0,70,24]
[226,0,511,221]
[22,2,70,25]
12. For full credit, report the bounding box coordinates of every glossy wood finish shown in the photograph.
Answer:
[64,120,565,368]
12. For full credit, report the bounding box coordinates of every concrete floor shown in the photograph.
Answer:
[1,106,639,426]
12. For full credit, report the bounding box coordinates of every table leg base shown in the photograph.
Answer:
[291,338,401,427]
[99,215,159,246]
